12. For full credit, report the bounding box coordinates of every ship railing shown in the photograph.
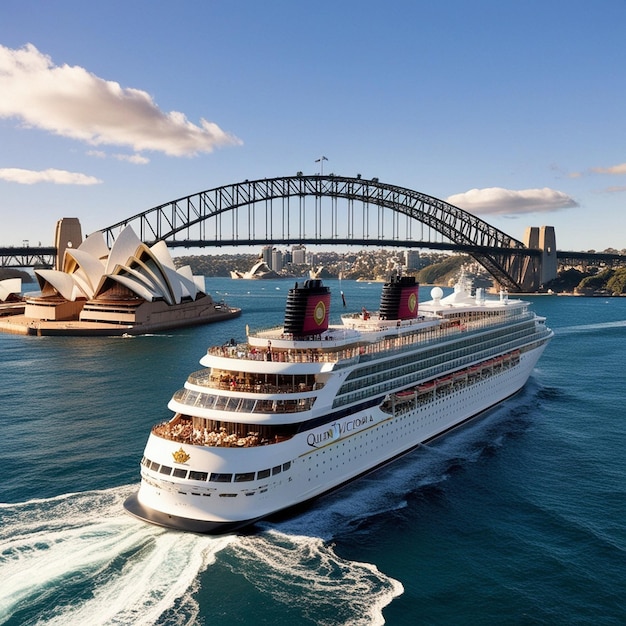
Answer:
[152,418,294,448]
[205,310,535,368]
[153,423,273,448]
[186,370,323,394]
[334,310,534,368]
[333,325,549,408]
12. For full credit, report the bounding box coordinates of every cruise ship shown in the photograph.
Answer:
[124,273,553,533]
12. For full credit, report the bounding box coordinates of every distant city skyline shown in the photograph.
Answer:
[1,1,625,252]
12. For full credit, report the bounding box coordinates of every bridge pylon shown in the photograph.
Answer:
[521,226,557,291]
[54,218,83,271]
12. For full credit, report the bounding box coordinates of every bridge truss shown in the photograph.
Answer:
[0,247,56,269]
[101,174,541,291]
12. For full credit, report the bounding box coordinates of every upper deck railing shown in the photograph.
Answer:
[205,306,535,371]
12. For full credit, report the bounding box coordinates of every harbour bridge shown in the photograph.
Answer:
[2,174,625,292]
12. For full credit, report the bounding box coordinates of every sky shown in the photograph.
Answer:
[0,0,625,253]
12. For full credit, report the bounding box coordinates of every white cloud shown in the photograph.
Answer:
[0,43,242,157]
[446,187,578,216]
[591,163,626,175]
[0,167,102,185]
[114,153,150,165]
[87,149,149,164]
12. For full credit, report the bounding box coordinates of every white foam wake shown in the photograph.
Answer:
[0,486,234,626]
[0,393,535,626]
[0,487,403,626]
[556,319,626,335]
[227,530,404,626]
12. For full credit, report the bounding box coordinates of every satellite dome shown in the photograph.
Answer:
[430,286,443,300]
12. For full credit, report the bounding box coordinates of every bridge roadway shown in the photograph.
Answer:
[1,243,623,272]
[0,246,56,269]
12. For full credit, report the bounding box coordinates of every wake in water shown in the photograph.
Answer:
[225,531,403,626]
[0,387,542,626]
[555,318,626,335]
[0,486,402,626]
[0,487,233,626]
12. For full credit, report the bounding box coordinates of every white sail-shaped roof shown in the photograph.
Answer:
[32,224,204,306]
[176,265,202,299]
[178,265,206,296]
[193,275,205,293]
[114,264,165,295]
[134,246,180,304]
[104,274,159,302]
[124,255,171,303]
[63,248,106,298]
[68,272,94,300]
[160,265,183,304]
[178,265,194,281]
[104,226,142,275]
[76,230,110,262]
[35,269,83,301]
[150,240,176,270]
[162,265,201,302]
[0,278,21,301]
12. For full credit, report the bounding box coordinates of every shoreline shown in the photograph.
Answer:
[0,307,241,336]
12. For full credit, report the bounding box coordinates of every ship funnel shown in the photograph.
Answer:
[379,276,419,320]
[283,279,331,336]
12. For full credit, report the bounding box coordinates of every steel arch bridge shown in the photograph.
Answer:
[101,174,541,292]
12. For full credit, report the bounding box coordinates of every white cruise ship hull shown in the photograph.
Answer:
[125,342,547,533]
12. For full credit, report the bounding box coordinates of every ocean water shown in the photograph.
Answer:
[1,279,625,625]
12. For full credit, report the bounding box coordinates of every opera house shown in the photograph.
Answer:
[230,260,280,280]
[1,222,239,336]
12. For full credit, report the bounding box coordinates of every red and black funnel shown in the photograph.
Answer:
[284,279,331,336]
[379,276,419,320]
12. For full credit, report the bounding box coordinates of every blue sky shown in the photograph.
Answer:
[1,0,625,252]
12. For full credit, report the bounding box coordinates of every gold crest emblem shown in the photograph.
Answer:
[313,300,326,325]
[172,447,190,464]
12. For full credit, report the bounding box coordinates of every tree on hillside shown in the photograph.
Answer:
[606,268,626,294]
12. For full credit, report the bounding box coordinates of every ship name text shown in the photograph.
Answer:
[307,415,374,448]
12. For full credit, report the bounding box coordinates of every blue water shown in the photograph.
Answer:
[1,279,625,625]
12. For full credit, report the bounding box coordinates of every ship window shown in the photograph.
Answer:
[257,469,271,479]
[234,472,255,482]
[282,461,291,471]
[172,468,187,478]
[272,465,282,475]
[159,465,173,475]
[219,493,237,497]
[149,460,160,471]
[239,399,256,412]
[189,471,209,481]
[210,473,233,483]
